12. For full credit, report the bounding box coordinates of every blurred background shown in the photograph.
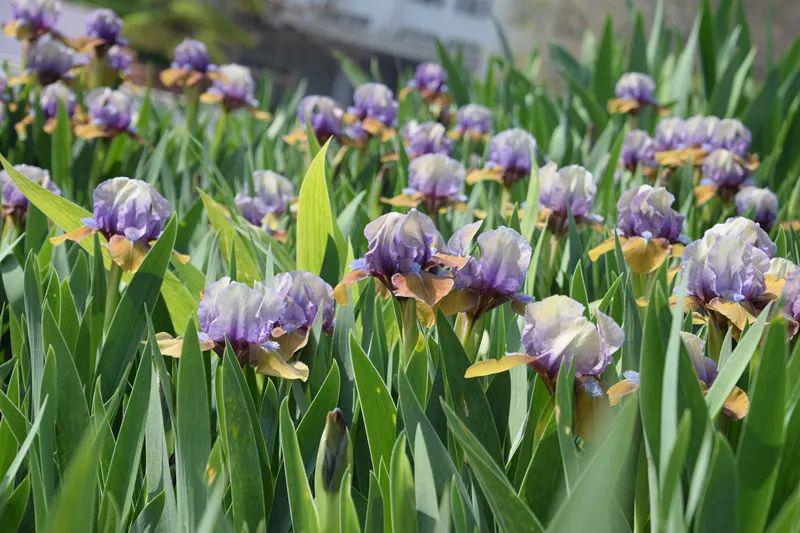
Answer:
[1,0,796,103]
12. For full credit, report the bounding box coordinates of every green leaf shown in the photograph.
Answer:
[96,216,177,398]
[698,0,717,97]
[296,139,344,274]
[99,346,152,525]
[735,320,787,533]
[546,399,638,532]
[218,347,266,532]
[390,435,418,533]
[442,402,544,532]
[436,313,502,464]
[175,324,210,530]
[350,333,396,470]
[51,101,72,195]
[670,16,700,116]
[695,435,737,532]
[434,39,469,106]
[279,399,319,533]
[705,302,772,418]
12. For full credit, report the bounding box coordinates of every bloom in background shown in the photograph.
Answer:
[735,186,778,231]
[51,177,173,271]
[709,118,751,157]
[75,87,135,138]
[106,45,132,74]
[1,164,60,221]
[453,103,492,140]
[202,63,258,112]
[697,148,749,202]
[539,163,599,233]
[345,82,398,142]
[589,185,686,272]
[5,0,60,39]
[401,120,451,159]
[782,270,800,334]
[160,38,214,88]
[685,115,719,148]
[85,8,122,45]
[336,209,468,307]
[654,117,687,152]
[465,295,624,394]
[608,331,749,418]
[443,226,532,319]
[403,61,449,104]
[235,170,295,232]
[469,128,536,187]
[38,80,76,119]
[274,270,335,334]
[681,217,776,330]
[608,72,658,113]
[621,129,656,171]
[384,153,466,213]
[26,34,82,85]
[286,95,344,145]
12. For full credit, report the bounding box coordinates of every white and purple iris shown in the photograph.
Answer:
[26,34,82,85]
[274,270,335,334]
[735,186,778,231]
[10,0,60,33]
[172,39,213,73]
[539,163,598,231]
[83,177,172,243]
[208,63,258,110]
[408,62,447,96]
[621,129,656,170]
[682,217,776,304]
[487,128,536,187]
[402,121,452,159]
[616,185,685,243]
[349,82,398,128]
[85,8,123,45]
[614,72,657,106]
[38,80,76,119]
[86,87,135,133]
[296,95,344,143]
[454,104,492,138]
[1,164,60,219]
[521,295,624,386]
[235,170,295,227]
[405,153,466,212]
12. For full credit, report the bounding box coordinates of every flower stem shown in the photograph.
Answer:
[400,298,418,368]
[103,262,123,333]
[185,85,200,134]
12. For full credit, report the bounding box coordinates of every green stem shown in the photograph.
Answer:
[211,108,228,161]
[400,299,418,368]
[103,262,123,333]
[455,312,477,360]
[185,85,201,134]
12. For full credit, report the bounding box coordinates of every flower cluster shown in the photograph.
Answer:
[539,163,599,233]
[401,121,451,159]
[235,170,295,233]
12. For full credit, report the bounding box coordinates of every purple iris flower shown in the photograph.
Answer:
[38,80,76,119]
[701,148,748,190]
[654,117,688,152]
[539,163,597,220]
[83,177,171,243]
[1,164,60,219]
[235,170,294,226]
[405,153,466,212]
[198,276,282,355]
[455,226,532,305]
[172,39,212,73]
[621,129,656,169]
[454,104,492,138]
[409,62,447,95]
[297,95,343,142]
[352,209,443,286]
[107,45,132,73]
[521,295,624,379]
[349,82,397,127]
[735,186,778,231]
[614,72,657,105]
[209,64,258,110]
[86,87,135,133]
[708,118,751,157]
[10,0,60,33]
[402,121,451,159]
[274,270,335,334]
[27,34,82,84]
[617,185,684,242]
[487,128,537,186]
[682,217,776,303]
[685,115,719,148]
[85,8,122,44]
[782,269,800,326]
